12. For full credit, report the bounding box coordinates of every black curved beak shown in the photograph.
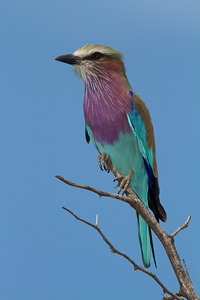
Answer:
[55,54,80,65]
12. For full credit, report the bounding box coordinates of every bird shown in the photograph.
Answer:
[55,44,167,268]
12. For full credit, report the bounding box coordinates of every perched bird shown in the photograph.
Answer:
[55,44,167,268]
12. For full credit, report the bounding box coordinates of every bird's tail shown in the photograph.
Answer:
[136,213,156,268]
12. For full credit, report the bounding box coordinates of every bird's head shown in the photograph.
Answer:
[55,44,126,83]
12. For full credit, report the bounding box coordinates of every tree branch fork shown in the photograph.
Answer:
[56,172,198,300]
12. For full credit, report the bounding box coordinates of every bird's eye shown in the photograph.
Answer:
[90,52,103,60]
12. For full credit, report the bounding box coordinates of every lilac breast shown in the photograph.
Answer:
[83,80,132,145]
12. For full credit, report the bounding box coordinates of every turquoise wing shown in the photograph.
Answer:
[127,92,166,222]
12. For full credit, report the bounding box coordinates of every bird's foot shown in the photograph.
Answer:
[98,153,112,173]
[114,170,134,195]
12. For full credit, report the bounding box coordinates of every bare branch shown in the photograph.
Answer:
[56,175,199,300]
[162,292,183,300]
[56,175,132,204]
[62,206,182,300]
[170,216,192,238]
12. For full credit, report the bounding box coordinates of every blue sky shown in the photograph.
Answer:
[1,0,200,299]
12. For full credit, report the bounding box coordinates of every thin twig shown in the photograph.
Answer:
[170,216,192,238]
[62,206,183,300]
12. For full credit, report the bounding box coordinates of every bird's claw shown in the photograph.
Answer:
[114,170,134,195]
[98,153,111,173]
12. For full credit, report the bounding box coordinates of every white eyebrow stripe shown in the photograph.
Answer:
[73,44,123,60]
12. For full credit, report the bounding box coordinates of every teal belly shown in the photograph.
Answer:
[96,131,148,206]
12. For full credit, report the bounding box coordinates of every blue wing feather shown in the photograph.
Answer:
[85,125,90,143]
[127,100,154,172]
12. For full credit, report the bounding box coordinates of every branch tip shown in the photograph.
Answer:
[171,215,192,238]
[95,214,99,226]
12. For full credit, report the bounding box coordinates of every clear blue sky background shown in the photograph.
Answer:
[1,0,200,299]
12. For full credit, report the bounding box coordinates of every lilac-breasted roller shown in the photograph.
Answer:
[55,44,167,267]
